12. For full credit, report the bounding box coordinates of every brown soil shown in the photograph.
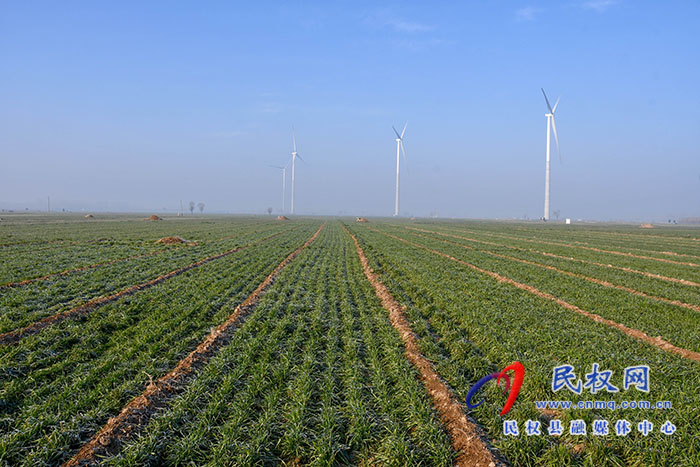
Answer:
[147,215,162,221]
[345,225,503,467]
[63,223,325,467]
[277,215,289,221]
[375,228,700,364]
[156,236,187,245]
[407,226,700,288]
[536,407,561,420]
[84,214,94,219]
[640,223,655,228]
[0,230,287,346]
[571,443,585,454]
[356,217,369,223]
[409,229,700,313]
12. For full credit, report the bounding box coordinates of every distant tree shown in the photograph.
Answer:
[198,202,205,213]
[267,207,273,215]
[553,210,561,220]
[189,201,195,214]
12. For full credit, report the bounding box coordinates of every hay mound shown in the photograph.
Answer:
[277,215,290,221]
[356,217,369,223]
[148,215,162,221]
[156,236,187,245]
[84,214,94,219]
[640,223,655,229]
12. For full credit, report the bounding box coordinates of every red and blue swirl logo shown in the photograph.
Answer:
[466,362,524,416]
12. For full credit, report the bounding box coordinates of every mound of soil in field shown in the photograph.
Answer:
[84,214,94,219]
[640,223,655,228]
[156,236,197,246]
[156,236,185,244]
[147,215,162,221]
[277,215,289,221]
[356,217,368,223]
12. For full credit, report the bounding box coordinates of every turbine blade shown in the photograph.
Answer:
[541,88,553,113]
[296,154,307,164]
[552,96,560,113]
[400,140,408,173]
[392,125,402,139]
[551,116,561,162]
[292,126,297,153]
[268,165,284,169]
[401,121,407,138]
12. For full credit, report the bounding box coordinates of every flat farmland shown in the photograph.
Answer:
[1,215,698,466]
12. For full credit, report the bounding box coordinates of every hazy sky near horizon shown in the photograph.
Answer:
[1,1,699,220]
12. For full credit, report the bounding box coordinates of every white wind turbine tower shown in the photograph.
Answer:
[268,163,288,214]
[541,88,561,221]
[290,127,305,215]
[392,122,408,217]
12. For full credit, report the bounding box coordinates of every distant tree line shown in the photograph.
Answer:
[188,201,205,214]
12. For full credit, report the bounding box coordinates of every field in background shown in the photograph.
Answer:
[1,214,699,466]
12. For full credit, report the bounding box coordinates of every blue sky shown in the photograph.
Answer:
[1,1,698,220]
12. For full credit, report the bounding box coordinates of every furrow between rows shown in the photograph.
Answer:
[63,223,325,466]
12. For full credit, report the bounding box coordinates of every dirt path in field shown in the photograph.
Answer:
[445,227,700,267]
[63,223,325,467]
[407,226,700,288]
[344,225,503,467]
[368,227,700,364]
[406,228,700,313]
[0,229,291,346]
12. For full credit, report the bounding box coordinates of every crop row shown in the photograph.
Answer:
[417,223,700,284]
[0,222,321,465]
[404,225,700,303]
[376,225,700,354]
[347,223,700,466]
[439,222,700,257]
[92,221,453,466]
[0,217,283,283]
[0,215,269,244]
[0,224,298,333]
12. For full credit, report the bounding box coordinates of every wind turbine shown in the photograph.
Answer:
[541,89,561,221]
[268,163,288,214]
[392,122,408,217]
[290,127,305,215]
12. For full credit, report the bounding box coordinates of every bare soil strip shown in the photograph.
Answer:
[407,229,700,313]
[407,227,700,288]
[0,230,289,346]
[345,226,502,467]
[370,228,700,364]
[447,227,700,267]
[63,223,325,467]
